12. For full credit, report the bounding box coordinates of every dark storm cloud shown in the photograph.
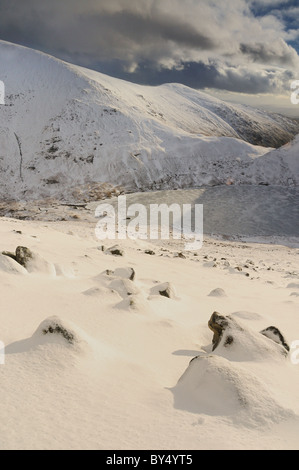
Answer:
[240,41,298,67]
[0,0,298,95]
[108,60,292,95]
[92,11,217,50]
[0,0,216,62]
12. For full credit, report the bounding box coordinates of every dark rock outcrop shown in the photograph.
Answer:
[208,311,289,357]
[260,326,290,352]
[42,322,75,344]
[2,246,33,268]
[208,312,231,351]
[106,245,124,257]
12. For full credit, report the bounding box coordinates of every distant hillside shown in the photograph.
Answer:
[0,40,298,200]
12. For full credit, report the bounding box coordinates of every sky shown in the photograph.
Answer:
[0,0,299,116]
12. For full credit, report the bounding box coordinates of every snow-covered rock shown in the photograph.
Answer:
[173,355,293,425]
[208,312,288,361]
[0,253,27,274]
[109,278,140,298]
[2,246,56,276]
[150,282,177,299]
[208,288,227,298]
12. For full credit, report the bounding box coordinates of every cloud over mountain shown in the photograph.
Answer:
[0,0,298,95]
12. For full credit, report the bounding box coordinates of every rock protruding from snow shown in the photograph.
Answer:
[33,316,90,351]
[42,320,75,344]
[2,246,33,267]
[150,282,177,299]
[260,326,290,352]
[208,312,288,361]
[3,246,56,275]
[15,246,33,268]
[174,312,293,424]
[208,312,230,351]
[105,246,124,257]
[33,317,76,344]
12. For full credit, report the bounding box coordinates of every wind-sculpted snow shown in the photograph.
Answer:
[173,355,294,426]
[173,313,294,427]
[0,253,27,274]
[0,40,298,200]
[207,312,289,361]
[250,135,299,186]
[0,217,299,449]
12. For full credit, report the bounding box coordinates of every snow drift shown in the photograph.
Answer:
[1,216,299,449]
[173,313,294,427]
[173,355,293,426]
[250,135,299,186]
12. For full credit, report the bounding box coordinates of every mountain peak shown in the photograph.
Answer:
[0,41,298,200]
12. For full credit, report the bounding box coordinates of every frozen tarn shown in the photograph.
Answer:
[88,185,299,245]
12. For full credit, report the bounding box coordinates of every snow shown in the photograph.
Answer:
[173,355,294,426]
[0,40,299,201]
[208,288,227,297]
[251,135,299,186]
[0,40,299,450]
[0,212,299,450]
[0,253,27,274]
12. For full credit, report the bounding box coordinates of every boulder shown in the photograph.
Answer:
[15,246,34,268]
[208,311,289,360]
[106,245,124,257]
[2,246,55,275]
[260,326,290,352]
[208,312,230,350]
[150,282,176,299]
[42,321,75,344]
[2,246,35,268]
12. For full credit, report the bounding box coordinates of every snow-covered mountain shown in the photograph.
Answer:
[0,40,298,200]
[250,135,299,186]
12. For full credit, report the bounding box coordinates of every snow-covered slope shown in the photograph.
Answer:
[1,40,299,200]
[249,135,299,186]
[1,217,299,449]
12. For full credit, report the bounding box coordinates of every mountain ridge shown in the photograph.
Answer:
[0,40,298,200]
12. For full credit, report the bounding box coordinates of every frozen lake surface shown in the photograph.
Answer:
[89,185,299,243]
